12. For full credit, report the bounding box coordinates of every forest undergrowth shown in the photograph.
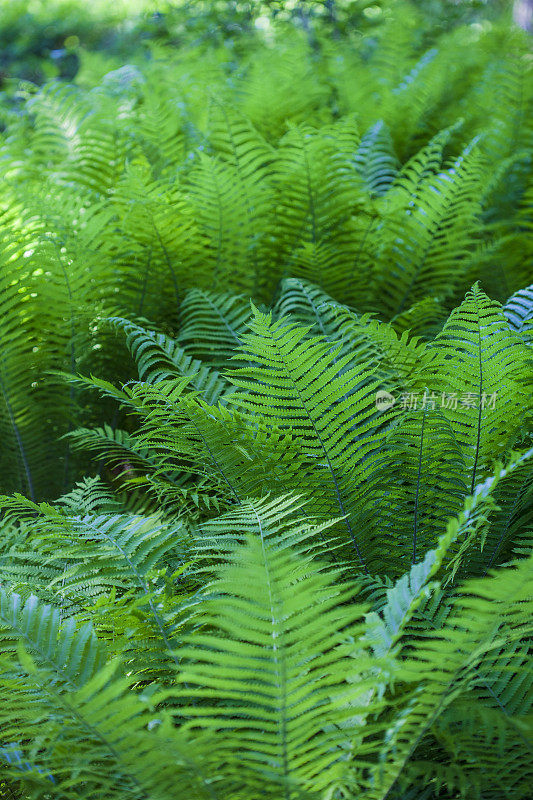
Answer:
[0,2,532,799]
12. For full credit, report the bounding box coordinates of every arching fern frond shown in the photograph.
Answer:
[0,653,210,800]
[354,120,399,197]
[504,284,533,342]
[178,288,251,367]
[376,554,533,800]
[375,140,487,317]
[108,316,232,403]
[367,407,466,576]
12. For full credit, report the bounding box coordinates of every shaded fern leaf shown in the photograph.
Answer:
[503,284,533,341]
[368,407,466,576]
[108,316,232,403]
[177,288,252,367]
[355,120,399,196]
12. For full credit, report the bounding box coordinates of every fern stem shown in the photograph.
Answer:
[253,504,290,796]
[412,407,427,564]
[153,223,180,321]
[471,292,484,494]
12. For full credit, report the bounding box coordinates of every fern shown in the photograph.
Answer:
[0,4,532,799]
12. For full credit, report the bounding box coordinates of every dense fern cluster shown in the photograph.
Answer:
[0,2,532,799]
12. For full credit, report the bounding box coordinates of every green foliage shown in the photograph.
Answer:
[0,2,532,799]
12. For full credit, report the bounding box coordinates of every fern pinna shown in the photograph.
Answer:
[0,2,532,799]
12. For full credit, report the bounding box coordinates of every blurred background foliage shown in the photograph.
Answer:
[0,1,522,89]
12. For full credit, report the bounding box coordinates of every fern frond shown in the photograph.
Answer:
[375,140,486,317]
[0,589,106,688]
[434,447,533,585]
[354,120,399,197]
[229,308,397,568]
[178,288,251,367]
[0,653,209,799]
[375,554,533,800]
[192,493,342,571]
[108,316,232,403]
[504,284,533,341]
[367,407,466,575]
[176,535,382,798]
[426,284,531,492]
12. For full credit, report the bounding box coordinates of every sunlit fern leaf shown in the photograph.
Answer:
[49,512,186,596]
[0,283,40,501]
[176,535,382,798]
[0,500,187,633]
[425,284,532,493]
[186,151,274,296]
[58,373,145,411]
[108,316,232,403]
[192,493,342,573]
[476,45,533,166]
[0,198,94,500]
[177,288,251,367]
